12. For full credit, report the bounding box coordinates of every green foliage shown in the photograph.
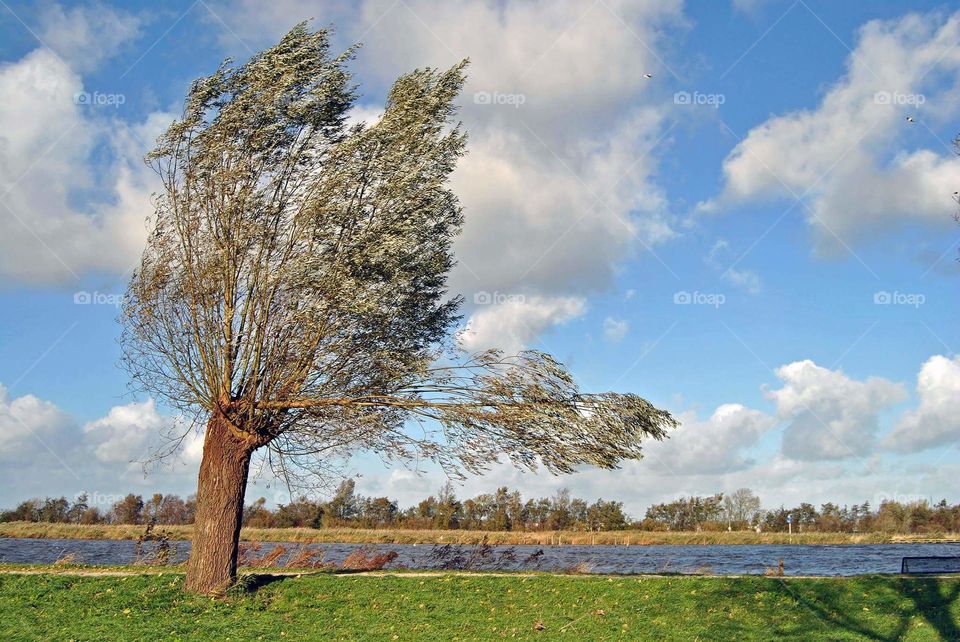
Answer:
[645,494,724,531]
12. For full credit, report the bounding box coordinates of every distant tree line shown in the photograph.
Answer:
[241,481,630,531]
[640,490,960,533]
[0,493,195,526]
[3,485,959,533]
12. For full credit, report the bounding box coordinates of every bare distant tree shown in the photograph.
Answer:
[722,488,762,528]
[122,24,676,594]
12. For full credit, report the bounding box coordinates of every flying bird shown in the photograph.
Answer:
[644,73,653,79]
[906,116,915,123]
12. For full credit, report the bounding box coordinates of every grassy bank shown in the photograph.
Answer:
[0,570,958,640]
[0,521,957,546]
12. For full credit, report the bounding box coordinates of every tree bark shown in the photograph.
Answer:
[184,413,253,594]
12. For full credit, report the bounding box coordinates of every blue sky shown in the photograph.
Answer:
[1,0,959,516]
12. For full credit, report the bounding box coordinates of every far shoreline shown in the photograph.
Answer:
[1,522,958,546]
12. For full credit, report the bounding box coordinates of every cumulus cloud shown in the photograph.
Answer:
[0,384,74,457]
[82,398,205,473]
[0,386,209,502]
[83,398,173,464]
[0,46,171,284]
[458,296,586,353]
[603,317,630,343]
[37,2,143,72]
[450,110,674,297]
[706,11,960,253]
[646,403,776,475]
[886,355,960,452]
[766,360,907,461]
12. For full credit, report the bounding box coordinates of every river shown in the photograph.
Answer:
[2,538,959,575]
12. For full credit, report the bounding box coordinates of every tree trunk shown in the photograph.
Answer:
[185,413,253,594]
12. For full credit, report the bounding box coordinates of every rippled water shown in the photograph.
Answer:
[2,538,959,575]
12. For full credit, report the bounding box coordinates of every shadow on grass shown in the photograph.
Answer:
[896,579,960,641]
[229,573,292,596]
[771,577,960,641]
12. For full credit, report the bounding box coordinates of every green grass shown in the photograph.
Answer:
[0,571,958,640]
[2,521,957,546]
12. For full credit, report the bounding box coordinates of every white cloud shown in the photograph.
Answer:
[181,430,206,465]
[886,355,960,452]
[766,360,907,461]
[0,386,209,502]
[646,403,777,475]
[37,2,143,73]
[458,296,586,353]
[0,384,73,457]
[0,47,171,284]
[706,11,960,253]
[384,468,435,496]
[81,398,205,471]
[646,403,776,475]
[345,103,383,129]
[602,317,629,342]
[450,109,674,297]
[83,398,171,463]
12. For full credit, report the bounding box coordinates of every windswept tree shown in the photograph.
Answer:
[122,24,676,595]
